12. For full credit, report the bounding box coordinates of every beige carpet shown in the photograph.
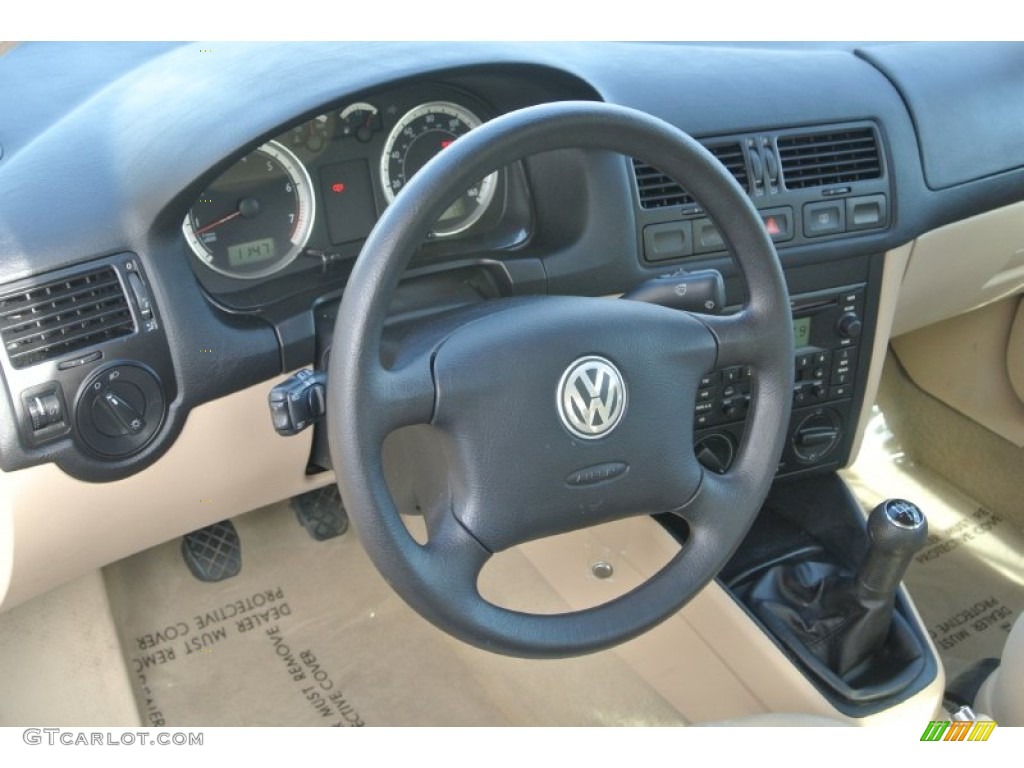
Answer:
[843,357,1024,682]
[102,501,687,727]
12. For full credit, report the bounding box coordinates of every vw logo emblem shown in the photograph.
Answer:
[557,356,627,439]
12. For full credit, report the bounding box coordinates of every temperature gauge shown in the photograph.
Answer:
[339,102,381,143]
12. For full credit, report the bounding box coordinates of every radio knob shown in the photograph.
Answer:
[837,312,863,339]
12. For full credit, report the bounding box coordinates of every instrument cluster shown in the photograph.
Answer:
[182,83,528,306]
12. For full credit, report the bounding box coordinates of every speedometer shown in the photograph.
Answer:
[183,140,315,280]
[380,101,497,237]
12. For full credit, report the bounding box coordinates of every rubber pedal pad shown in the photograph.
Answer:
[292,485,349,542]
[181,520,242,582]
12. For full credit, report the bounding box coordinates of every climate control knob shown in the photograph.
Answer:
[791,408,842,464]
[694,433,736,474]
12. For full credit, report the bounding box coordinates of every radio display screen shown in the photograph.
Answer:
[793,316,812,348]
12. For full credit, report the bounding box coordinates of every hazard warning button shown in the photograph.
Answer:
[758,207,794,243]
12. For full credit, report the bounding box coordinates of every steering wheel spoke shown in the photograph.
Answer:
[674,471,731,528]
[693,308,777,372]
[368,355,437,436]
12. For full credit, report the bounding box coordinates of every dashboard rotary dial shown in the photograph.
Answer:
[380,101,498,237]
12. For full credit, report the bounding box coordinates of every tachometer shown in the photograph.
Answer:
[380,101,497,237]
[183,141,315,280]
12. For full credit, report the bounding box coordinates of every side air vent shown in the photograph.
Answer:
[0,267,135,369]
[777,127,881,189]
[633,143,748,209]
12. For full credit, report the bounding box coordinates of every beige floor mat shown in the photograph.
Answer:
[843,365,1024,682]
[102,501,688,726]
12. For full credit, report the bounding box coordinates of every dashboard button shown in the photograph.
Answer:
[846,194,888,231]
[26,390,64,431]
[830,385,852,400]
[803,201,845,237]
[693,218,724,253]
[643,221,693,262]
[759,207,794,243]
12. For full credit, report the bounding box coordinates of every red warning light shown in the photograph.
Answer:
[331,182,346,194]
[765,217,781,235]
[441,140,453,149]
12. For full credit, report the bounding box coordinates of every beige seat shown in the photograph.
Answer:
[975,612,1024,725]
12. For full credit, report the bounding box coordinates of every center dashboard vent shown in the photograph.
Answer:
[0,267,135,370]
[633,142,749,209]
[777,127,881,189]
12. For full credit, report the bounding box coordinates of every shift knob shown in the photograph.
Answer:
[857,499,928,599]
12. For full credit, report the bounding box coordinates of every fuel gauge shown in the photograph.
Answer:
[339,102,381,142]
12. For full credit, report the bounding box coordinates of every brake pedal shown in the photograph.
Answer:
[292,485,349,541]
[181,520,242,582]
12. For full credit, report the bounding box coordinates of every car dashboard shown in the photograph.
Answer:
[2,40,1024,637]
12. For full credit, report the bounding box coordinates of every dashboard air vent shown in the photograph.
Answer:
[777,127,881,189]
[0,267,135,369]
[633,143,748,209]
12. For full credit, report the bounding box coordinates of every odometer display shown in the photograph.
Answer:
[183,140,314,279]
[380,101,497,237]
[227,238,276,267]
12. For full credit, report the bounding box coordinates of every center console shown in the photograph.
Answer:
[694,283,871,479]
[718,475,940,716]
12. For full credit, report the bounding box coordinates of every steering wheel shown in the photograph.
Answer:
[326,101,793,658]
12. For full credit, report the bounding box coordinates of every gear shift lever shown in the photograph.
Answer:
[843,499,928,672]
[857,499,928,599]
[733,498,930,701]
